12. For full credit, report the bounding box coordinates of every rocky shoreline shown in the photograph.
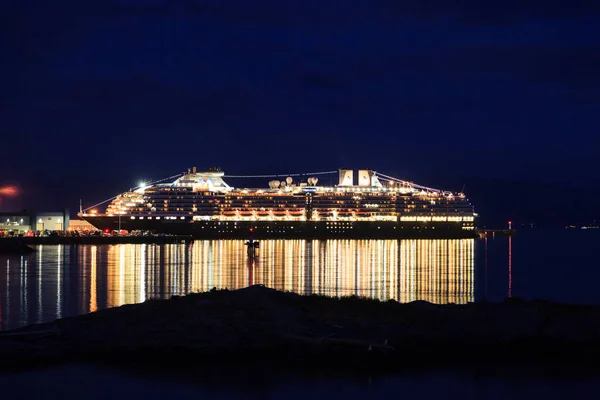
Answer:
[1,286,600,374]
[0,239,35,254]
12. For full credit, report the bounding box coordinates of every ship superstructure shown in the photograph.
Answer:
[80,167,477,238]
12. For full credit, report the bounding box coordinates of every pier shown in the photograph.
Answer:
[0,235,194,247]
[476,229,517,238]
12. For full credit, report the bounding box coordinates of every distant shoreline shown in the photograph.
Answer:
[0,230,509,247]
[0,235,194,248]
[1,286,599,375]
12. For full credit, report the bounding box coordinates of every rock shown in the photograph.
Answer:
[2,286,600,373]
[0,239,35,254]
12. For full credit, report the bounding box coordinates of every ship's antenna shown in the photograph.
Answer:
[461,184,466,193]
[79,199,83,214]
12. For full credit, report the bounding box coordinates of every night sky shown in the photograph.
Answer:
[1,1,599,225]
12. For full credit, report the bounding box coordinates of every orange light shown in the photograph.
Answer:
[0,186,19,197]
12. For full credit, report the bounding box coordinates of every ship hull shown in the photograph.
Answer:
[81,216,477,239]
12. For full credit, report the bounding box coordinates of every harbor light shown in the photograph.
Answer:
[0,185,19,196]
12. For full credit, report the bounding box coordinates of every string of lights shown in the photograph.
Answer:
[82,172,184,212]
[223,170,338,178]
[374,171,445,193]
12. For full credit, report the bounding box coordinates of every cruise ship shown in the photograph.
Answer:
[79,167,478,239]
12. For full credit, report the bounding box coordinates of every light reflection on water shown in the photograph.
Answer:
[0,239,475,331]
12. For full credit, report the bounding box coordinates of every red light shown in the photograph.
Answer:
[0,186,19,197]
[104,228,109,233]
[249,228,253,232]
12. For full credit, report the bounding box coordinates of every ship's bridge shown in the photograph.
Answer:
[172,166,232,192]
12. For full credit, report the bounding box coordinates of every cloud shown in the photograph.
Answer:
[481,47,600,87]
[377,0,600,23]
[19,77,260,133]
[102,0,600,25]
[402,46,600,87]
[2,0,331,30]
[296,71,347,90]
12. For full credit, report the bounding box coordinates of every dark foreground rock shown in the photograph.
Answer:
[0,239,35,254]
[2,286,600,374]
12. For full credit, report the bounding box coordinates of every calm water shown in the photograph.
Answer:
[0,230,598,331]
[2,364,600,400]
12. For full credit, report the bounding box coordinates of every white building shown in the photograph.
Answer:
[0,209,70,235]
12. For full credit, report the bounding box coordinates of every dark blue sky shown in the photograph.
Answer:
[1,0,599,218]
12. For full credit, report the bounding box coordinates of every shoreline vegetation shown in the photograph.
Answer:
[1,286,599,375]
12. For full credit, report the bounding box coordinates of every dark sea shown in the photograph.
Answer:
[1,229,599,398]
